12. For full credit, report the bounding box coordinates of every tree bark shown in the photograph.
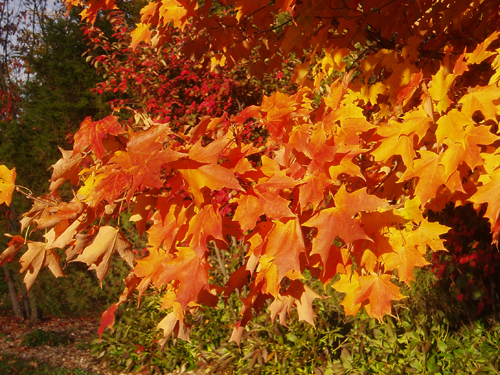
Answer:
[2,264,25,319]
[21,285,31,320]
[29,292,42,322]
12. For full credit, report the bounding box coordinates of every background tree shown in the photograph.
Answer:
[1,0,500,344]
[0,5,113,321]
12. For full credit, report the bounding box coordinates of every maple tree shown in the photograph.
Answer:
[2,0,500,346]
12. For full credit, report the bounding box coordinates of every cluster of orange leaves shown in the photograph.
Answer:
[2,0,500,344]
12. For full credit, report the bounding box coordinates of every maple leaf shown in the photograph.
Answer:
[0,165,16,206]
[332,269,362,316]
[184,204,224,258]
[154,246,209,309]
[382,228,430,285]
[286,280,325,326]
[178,162,242,206]
[49,148,83,192]
[466,31,500,65]
[353,274,405,321]
[147,198,187,251]
[110,127,182,201]
[73,116,125,159]
[264,218,305,281]
[86,170,132,206]
[130,194,157,237]
[158,0,196,30]
[411,219,450,252]
[260,91,297,140]
[232,193,262,232]
[19,242,64,292]
[297,171,333,212]
[459,85,500,122]
[268,294,294,325]
[304,186,389,264]
[74,226,134,284]
[130,23,151,50]
[398,150,447,206]
[471,169,500,240]
[98,303,117,339]
[428,65,456,114]
[157,302,189,347]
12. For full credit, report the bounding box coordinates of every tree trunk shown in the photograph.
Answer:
[2,264,25,319]
[29,293,42,322]
[21,285,31,320]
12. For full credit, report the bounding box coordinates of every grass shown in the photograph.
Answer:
[0,354,99,375]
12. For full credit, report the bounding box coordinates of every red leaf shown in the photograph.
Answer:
[73,116,124,159]
[98,303,118,339]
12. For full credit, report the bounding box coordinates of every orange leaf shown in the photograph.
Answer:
[178,163,242,206]
[264,218,305,280]
[353,274,404,321]
[184,204,223,258]
[304,186,388,260]
[459,85,500,122]
[286,280,325,326]
[232,193,263,232]
[466,31,500,65]
[471,170,500,238]
[147,198,187,251]
[19,242,64,292]
[155,246,209,309]
[428,65,456,114]
[73,116,124,159]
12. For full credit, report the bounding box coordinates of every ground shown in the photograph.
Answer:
[0,315,207,374]
[0,315,126,374]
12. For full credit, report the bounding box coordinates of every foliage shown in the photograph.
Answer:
[21,328,72,348]
[93,268,500,374]
[2,0,500,349]
[0,354,98,375]
[83,9,286,129]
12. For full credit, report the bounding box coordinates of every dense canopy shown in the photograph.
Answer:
[1,0,500,345]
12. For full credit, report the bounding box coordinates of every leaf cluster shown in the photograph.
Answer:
[2,0,500,349]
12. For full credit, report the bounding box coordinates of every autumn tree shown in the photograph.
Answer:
[2,0,500,345]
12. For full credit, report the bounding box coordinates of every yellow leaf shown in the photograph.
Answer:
[130,23,151,50]
[428,65,456,114]
[466,31,500,65]
[0,165,16,206]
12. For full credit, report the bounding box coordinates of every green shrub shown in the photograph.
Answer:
[21,329,72,348]
[91,265,500,374]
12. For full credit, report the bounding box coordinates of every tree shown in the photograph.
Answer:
[0,9,111,198]
[2,0,500,345]
[0,5,112,321]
